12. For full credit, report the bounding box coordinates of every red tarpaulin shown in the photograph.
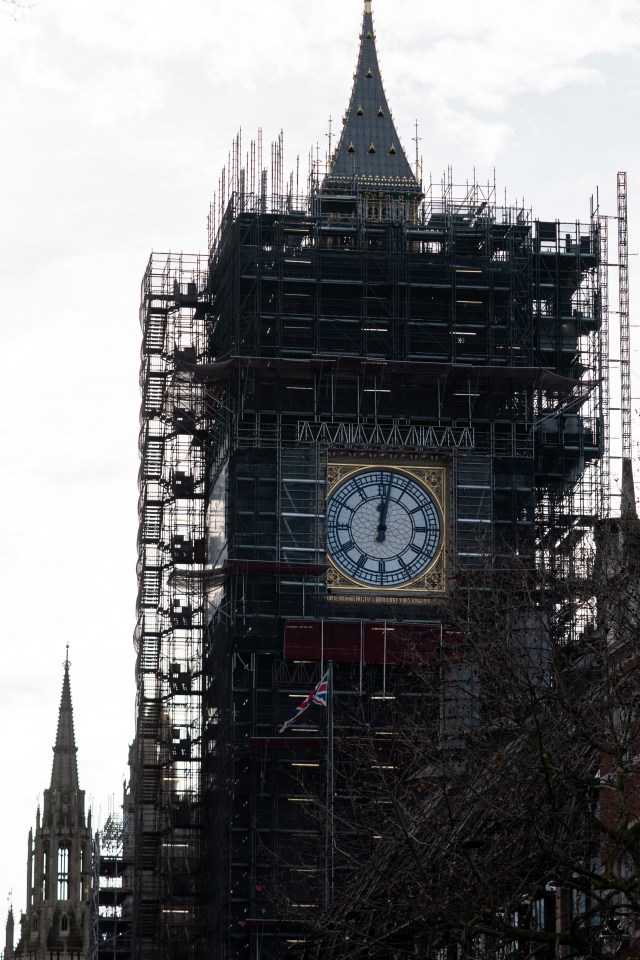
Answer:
[283,619,459,664]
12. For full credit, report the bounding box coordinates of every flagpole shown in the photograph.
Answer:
[383,620,387,696]
[325,661,335,908]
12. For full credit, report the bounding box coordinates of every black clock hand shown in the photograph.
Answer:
[376,477,392,542]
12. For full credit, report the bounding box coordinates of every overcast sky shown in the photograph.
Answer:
[1,0,639,927]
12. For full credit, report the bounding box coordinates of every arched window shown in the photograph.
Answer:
[32,916,38,933]
[61,914,68,933]
[57,844,69,901]
[42,845,49,900]
[80,843,88,900]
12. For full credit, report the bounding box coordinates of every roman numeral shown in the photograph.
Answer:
[356,486,368,503]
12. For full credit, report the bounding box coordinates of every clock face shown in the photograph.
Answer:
[326,468,442,588]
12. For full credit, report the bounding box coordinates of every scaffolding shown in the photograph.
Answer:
[205,176,606,555]
[194,163,609,957]
[96,812,132,960]
[618,172,631,462]
[133,109,609,955]
[132,253,210,960]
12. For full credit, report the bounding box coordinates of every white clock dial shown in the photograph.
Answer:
[326,468,442,587]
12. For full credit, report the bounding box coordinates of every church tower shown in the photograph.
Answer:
[132,2,608,957]
[12,657,93,960]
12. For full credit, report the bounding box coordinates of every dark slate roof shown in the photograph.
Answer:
[322,0,422,197]
[50,658,79,792]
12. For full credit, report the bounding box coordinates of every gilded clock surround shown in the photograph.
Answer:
[326,460,448,599]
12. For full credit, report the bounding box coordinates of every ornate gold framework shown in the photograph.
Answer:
[326,460,448,600]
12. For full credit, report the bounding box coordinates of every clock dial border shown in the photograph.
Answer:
[325,461,448,598]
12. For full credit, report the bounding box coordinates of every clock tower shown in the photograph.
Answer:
[198,0,605,954]
[132,2,607,958]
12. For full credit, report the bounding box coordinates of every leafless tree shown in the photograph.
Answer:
[298,512,640,959]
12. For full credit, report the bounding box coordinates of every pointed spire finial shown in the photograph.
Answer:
[64,643,70,670]
[413,119,422,179]
[50,657,79,792]
[5,893,14,958]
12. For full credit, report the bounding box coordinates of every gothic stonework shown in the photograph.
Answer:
[10,659,92,960]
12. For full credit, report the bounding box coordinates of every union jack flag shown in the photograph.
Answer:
[279,670,330,733]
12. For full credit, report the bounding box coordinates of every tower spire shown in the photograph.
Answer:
[50,654,79,792]
[5,902,14,960]
[322,0,422,197]
[621,457,638,521]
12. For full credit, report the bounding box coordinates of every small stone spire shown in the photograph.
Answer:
[50,652,79,792]
[322,0,421,196]
[5,902,14,960]
[621,457,638,521]
[11,651,91,960]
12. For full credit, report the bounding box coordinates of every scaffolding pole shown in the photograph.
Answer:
[618,172,632,462]
[599,214,611,515]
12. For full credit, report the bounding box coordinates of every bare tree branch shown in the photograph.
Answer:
[294,518,640,959]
